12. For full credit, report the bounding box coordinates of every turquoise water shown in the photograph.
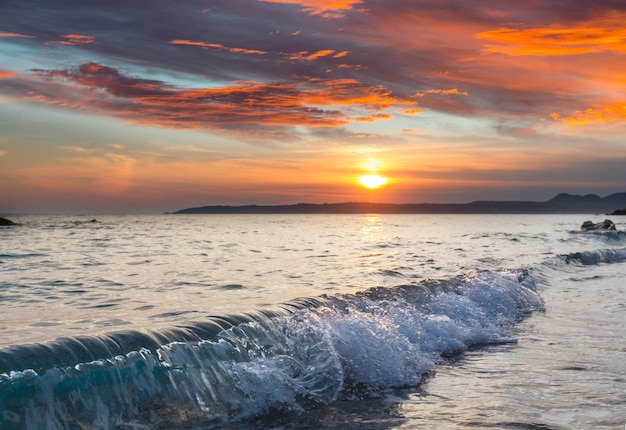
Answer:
[0,214,624,429]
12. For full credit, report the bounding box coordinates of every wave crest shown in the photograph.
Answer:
[0,270,544,429]
[564,248,626,265]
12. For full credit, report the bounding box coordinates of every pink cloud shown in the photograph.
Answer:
[0,70,18,79]
[0,32,35,38]
[169,39,267,55]
[46,34,95,46]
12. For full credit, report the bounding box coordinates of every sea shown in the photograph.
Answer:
[0,214,624,429]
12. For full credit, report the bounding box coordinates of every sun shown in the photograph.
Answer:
[358,174,388,189]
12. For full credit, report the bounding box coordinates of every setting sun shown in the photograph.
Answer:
[358,174,388,189]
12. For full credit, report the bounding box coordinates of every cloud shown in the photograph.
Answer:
[7,62,413,136]
[550,105,626,125]
[288,49,337,61]
[31,62,169,98]
[170,38,349,71]
[0,32,35,38]
[46,34,95,46]
[356,113,391,122]
[259,0,363,16]
[415,89,469,97]
[2,2,626,141]
[399,108,423,115]
[0,70,18,79]
[477,12,626,56]
[169,39,267,55]
[61,145,93,153]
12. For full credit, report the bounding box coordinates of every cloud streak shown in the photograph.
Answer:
[7,62,413,134]
[46,34,95,46]
[0,32,35,38]
[169,39,268,55]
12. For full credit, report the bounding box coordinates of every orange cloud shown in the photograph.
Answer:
[288,49,336,61]
[19,62,412,134]
[259,0,362,16]
[47,34,95,46]
[477,13,626,56]
[169,39,267,55]
[0,70,18,79]
[399,108,423,115]
[550,105,626,125]
[301,78,412,110]
[171,40,345,63]
[415,88,469,97]
[356,113,391,122]
[0,32,35,38]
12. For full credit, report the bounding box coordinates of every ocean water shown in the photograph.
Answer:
[0,214,624,429]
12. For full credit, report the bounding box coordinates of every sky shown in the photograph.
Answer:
[1,0,625,214]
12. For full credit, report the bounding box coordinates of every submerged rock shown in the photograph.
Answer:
[0,217,15,226]
[579,219,617,231]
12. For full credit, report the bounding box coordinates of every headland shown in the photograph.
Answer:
[173,192,626,215]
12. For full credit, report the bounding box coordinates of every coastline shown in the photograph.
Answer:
[173,192,626,215]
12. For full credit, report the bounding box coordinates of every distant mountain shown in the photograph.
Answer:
[173,192,626,215]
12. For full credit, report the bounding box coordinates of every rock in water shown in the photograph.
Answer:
[0,217,16,226]
[579,219,617,231]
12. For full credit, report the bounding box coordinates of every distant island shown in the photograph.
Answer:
[173,192,626,215]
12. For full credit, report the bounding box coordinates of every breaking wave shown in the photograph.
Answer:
[0,270,543,429]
